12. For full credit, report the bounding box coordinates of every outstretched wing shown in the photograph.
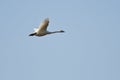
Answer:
[38,18,49,32]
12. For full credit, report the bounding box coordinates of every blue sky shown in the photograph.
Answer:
[0,0,120,80]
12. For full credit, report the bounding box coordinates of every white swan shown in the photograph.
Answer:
[29,18,64,36]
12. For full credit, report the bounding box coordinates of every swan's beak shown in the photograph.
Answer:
[60,30,65,32]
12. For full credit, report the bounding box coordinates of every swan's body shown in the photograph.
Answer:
[29,18,64,37]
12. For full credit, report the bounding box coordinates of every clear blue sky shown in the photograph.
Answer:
[0,0,120,80]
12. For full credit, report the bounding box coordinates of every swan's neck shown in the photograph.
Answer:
[48,30,64,34]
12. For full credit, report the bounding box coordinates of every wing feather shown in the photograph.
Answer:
[38,18,49,32]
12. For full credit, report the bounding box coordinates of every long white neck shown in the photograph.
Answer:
[47,30,64,34]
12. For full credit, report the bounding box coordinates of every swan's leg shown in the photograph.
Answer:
[29,32,37,36]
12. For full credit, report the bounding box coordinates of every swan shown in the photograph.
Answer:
[29,18,64,37]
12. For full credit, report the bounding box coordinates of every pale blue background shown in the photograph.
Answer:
[0,0,120,80]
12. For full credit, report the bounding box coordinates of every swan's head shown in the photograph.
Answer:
[59,30,65,32]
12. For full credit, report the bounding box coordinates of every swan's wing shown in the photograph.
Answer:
[38,18,49,32]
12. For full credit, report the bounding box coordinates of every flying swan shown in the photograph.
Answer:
[29,18,64,37]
